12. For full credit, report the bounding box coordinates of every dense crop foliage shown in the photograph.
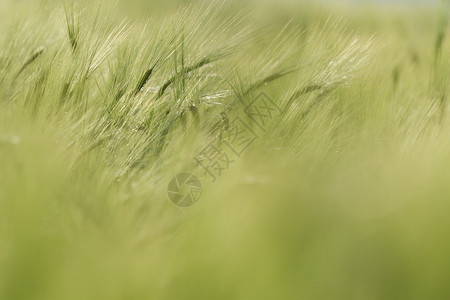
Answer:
[0,0,449,299]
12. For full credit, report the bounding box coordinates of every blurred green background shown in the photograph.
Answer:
[0,0,449,299]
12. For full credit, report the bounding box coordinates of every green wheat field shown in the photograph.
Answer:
[0,0,449,299]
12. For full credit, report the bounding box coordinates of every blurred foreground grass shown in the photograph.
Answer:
[0,0,449,299]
